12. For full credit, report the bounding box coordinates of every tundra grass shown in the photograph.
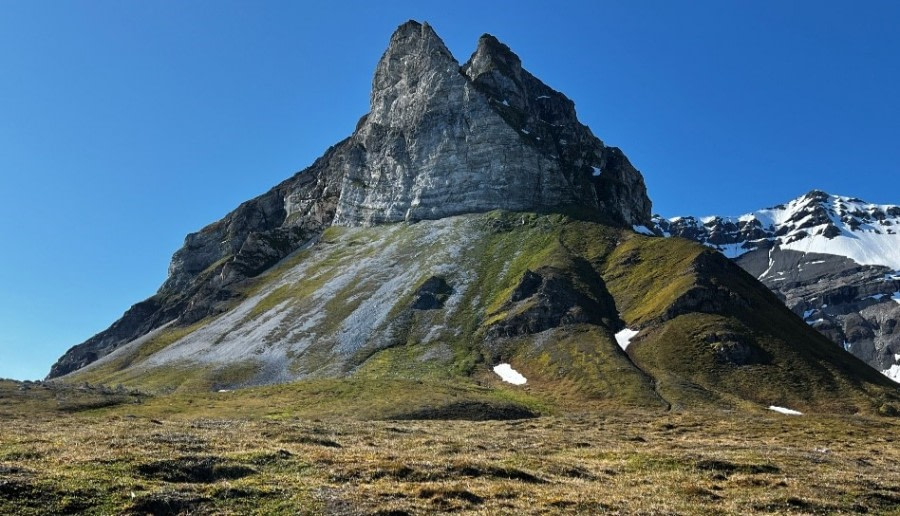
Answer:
[1,380,898,515]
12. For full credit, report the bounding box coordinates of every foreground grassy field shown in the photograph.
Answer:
[2,381,899,514]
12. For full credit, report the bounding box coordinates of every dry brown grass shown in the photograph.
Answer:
[1,402,899,514]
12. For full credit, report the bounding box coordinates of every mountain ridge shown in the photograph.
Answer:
[656,190,900,383]
[655,189,900,268]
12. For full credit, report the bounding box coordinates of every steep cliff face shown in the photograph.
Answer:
[48,21,652,379]
[462,34,650,227]
[334,22,650,226]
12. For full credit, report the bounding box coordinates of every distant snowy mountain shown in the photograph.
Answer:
[655,190,900,269]
[657,190,900,383]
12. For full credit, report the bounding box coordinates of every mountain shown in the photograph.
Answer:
[48,22,899,416]
[48,21,650,379]
[655,190,900,383]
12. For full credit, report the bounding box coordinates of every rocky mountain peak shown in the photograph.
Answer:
[369,21,456,125]
[802,189,829,201]
[465,33,523,83]
[462,33,576,127]
[657,191,900,266]
[335,21,652,227]
[49,21,654,379]
[384,20,445,51]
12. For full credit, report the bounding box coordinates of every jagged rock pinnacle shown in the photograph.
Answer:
[367,21,458,129]
[334,20,652,226]
[467,33,523,81]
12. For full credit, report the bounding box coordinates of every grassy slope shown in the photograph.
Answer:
[602,235,899,414]
[61,211,900,417]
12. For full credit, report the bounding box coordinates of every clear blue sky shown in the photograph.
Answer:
[1,1,898,380]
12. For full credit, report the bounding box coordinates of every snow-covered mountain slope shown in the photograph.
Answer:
[657,190,900,384]
[654,190,900,270]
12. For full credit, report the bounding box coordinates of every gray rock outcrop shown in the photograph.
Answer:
[736,248,900,377]
[334,22,650,226]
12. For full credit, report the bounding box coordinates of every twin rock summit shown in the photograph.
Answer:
[49,22,900,417]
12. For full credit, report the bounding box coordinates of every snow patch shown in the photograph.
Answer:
[591,166,602,176]
[632,225,654,236]
[892,292,900,305]
[615,328,639,350]
[493,363,527,385]
[759,247,776,279]
[714,243,755,259]
[501,99,509,106]
[883,364,900,383]
[769,406,803,415]
[781,230,900,271]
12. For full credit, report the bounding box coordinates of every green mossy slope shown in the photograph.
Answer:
[61,212,900,417]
